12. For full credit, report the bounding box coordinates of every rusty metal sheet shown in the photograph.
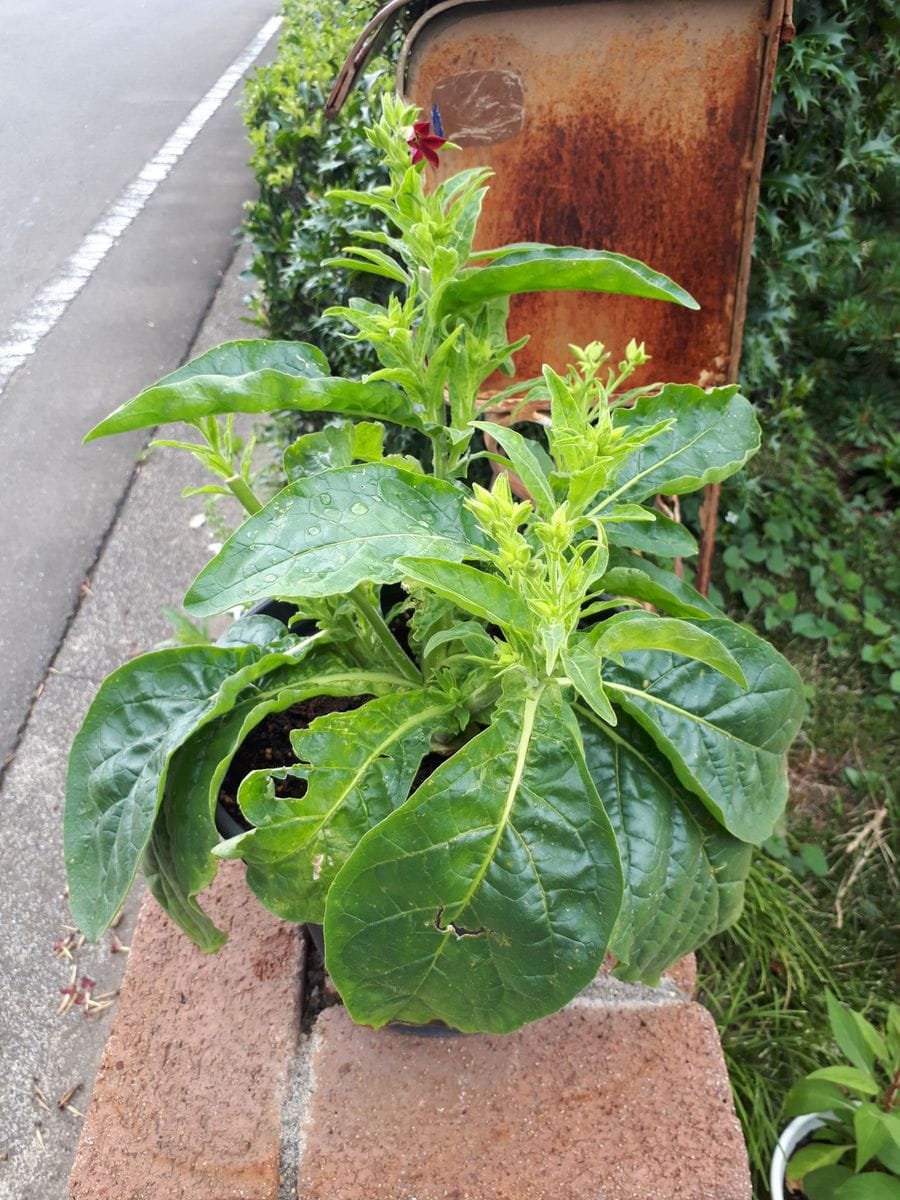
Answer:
[401,0,787,392]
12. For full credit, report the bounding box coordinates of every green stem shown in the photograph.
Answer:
[225,474,263,516]
[350,587,422,685]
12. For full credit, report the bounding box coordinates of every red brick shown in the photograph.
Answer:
[298,999,750,1200]
[69,861,303,1200]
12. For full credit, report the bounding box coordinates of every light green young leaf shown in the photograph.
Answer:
[185,465,484,616]
[588,612,746,688]
[602,616,805,843]
[324,685,623,1032]
[562,644,618,726]
[788,1144,852,1185]
[220,691,454,923]
[832,1173,900,1200]
[395,557,533,635]
[784,1081,855,1120]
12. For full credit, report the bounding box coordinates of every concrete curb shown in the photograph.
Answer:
[0,243,258,1200]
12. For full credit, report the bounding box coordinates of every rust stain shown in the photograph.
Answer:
[405,0,781,390]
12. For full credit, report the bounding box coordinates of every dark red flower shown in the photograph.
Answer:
[407,120,446,168]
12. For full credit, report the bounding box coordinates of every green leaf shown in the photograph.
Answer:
[220,690,453,923]
[784,1081,854,1120]
[562,645,618,726]
[807,1067,879,1096]
[608,550,723,617]
[471,421,556,517]
[283,423,354,479]
[855,1103,892,1171]
[185,465,483,616]
[602,616,806,843]
[579,710,751,980]
[788,1143,852,1183]
[323,685,623,1033]
[594,566,712,620]
[589,612,747,688]
[84,339,423,439]
[804,1166,855,1200]
[604,512,699,558]
[64,635,320,940]
[395,557,533,635]
[142,652,388,948]
[436,247,698,320]
[827,992,888,1074]
[833,1173,900,1200]
[596,385,761,506]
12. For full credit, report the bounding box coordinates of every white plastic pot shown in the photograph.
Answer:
[770,1112,832,1199]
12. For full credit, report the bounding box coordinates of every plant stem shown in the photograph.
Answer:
[225,474,263,516]
[350,587,422,684]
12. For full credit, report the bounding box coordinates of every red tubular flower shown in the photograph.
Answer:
[407,120,446,168]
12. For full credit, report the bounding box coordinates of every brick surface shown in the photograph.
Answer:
[298,997,750,1200]
[69,861,303,1200]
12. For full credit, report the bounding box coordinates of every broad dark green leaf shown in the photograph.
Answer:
[218,690,453,923]
[603,617,805,843]
[596,566,710,619]
[395,557,533,635]
[64,635,322,940]
[436,247,698,319]
[142,652,391,948]
[324,685,623,1033]
[588,612,746,687]
[84,339,422,440]
[185,464,483,616]
[579,710,751,981]
[605,512,699,557]
[595,384,761,507]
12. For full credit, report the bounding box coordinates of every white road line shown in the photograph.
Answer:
[0,13,282,396]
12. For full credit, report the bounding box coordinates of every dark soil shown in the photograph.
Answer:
[217,694,370,817]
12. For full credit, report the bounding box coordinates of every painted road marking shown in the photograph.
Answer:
[0,14,282,396]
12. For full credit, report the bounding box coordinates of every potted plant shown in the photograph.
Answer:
[65,96,805,1035]
[771,993,900,1199]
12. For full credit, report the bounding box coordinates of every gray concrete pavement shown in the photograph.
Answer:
[0,246,257,1200]
[0,1,280,770]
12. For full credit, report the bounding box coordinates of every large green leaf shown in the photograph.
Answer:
[323,685,623,1033]
[604,511,699,558]
[602,617,805,843]
[217,690,453,923]
[84,339,422,440]
[579,711,751,981]
[184,464,483,616]
[595,384,761,508]
[64,635,324,940]
[436,247,698,319]
[143,653,395,949]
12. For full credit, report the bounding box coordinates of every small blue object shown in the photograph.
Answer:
[431,103,445,138]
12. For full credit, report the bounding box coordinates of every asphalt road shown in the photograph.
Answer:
[0,0,282,770]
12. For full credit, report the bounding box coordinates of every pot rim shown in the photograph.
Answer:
[770,1111,836,1200]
